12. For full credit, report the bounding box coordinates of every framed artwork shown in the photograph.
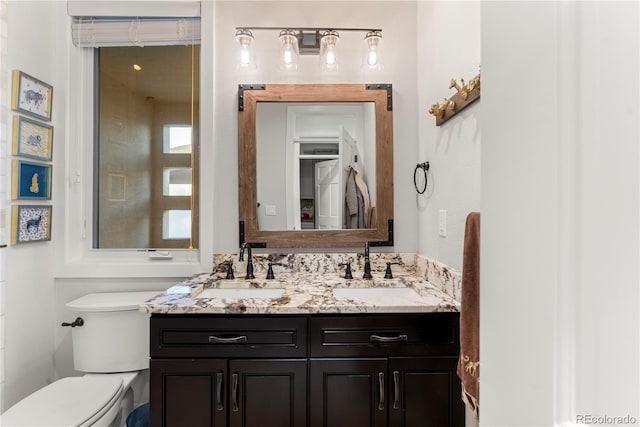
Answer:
[11,70,53,121]
[12,115,53,161]
[12,160,52,200]
[11,205,52,244]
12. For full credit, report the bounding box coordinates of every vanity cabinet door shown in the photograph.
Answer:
[309,358,388,427]
[388,357,464,427]
[150,358,227,427]
[228,359,307,427]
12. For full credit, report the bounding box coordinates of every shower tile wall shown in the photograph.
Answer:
[0,0,7,413]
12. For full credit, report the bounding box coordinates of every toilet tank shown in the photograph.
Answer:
[66,291,161,373]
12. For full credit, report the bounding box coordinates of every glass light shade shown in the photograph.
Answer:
[278,30,300,70]
[363,31,383,70]
[319,30,340,71]
[235,29,256,69]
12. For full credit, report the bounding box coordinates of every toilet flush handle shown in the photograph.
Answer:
[61,317,84,328]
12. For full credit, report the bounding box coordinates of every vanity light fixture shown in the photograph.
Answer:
[319,30,340,70]
[278,29,300,70]
[235,29,256,69]
[363,30,383,70]
[235,27,382,72]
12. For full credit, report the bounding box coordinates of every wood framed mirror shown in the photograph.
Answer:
[238,83,393,248]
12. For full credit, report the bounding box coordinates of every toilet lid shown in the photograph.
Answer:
[0,376,123,427]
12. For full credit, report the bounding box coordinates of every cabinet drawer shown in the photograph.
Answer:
[151,315,307,358]
[310,313,459,357]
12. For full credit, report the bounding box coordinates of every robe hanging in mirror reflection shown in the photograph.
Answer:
[345,165,372,229]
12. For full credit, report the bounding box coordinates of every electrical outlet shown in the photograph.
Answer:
[265,205,277,216]
[438,209,447,237]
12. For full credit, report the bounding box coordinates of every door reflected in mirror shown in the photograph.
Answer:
[256,102,376,231]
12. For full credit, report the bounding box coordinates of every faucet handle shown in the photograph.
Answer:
[384,262,401,279]
[225,262,235,280]
[266,263,275,280]
[217,261,235,279]
[339,262,353,279]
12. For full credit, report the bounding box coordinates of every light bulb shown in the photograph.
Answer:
[367,50,378,67]
[240,46,251,65]
[326,49,336,65]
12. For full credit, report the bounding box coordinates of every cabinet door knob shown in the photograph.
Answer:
[378,372,385,410]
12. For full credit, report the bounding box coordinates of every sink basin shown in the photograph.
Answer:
[332,287,421,300]
[198,288,285,299]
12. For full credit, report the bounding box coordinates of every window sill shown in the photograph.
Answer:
[55,249,208,279]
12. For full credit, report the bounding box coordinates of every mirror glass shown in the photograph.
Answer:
[238,84,393,248]
[256,102,376,231]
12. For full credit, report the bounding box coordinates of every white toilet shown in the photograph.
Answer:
[0,291,160,427]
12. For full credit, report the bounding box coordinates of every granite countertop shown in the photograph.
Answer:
[140,260,460,315]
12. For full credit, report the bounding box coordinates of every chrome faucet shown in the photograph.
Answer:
[363,241,372,279]
[239,242,255,279]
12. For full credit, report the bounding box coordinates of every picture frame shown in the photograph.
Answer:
[12,159,52,201]
[11,70,53,121]
[11,205,52,244]
[12,115,53,161]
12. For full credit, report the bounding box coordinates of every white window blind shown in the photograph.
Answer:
[68,1,200,18]
[69,1,201,47]
[71,17,200,47]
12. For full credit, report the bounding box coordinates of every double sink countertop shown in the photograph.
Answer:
[139,253,460,315]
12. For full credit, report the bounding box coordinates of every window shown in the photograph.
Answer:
[94,45,200,249]
[162,210,192,239]
[163,167,192,196]
[164,125,192,154]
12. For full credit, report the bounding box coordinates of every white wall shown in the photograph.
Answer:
[0,0,7,413]
[4,0,59,410]
[416,1,481,272]
[481,2,639,425]
[212,0,419,253]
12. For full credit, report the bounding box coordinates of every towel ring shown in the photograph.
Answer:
[414,162,429,194]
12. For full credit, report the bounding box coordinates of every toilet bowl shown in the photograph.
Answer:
[0,291,160,427]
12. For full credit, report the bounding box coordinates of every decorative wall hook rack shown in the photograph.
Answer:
[429,73,480,126]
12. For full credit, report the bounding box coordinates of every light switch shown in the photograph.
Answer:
[265,205,277,216]
[438,209,447,237]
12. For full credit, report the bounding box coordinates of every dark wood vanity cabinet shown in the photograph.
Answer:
[149,316,307,427]
[149,313,463,427]
[309,314,464,427]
